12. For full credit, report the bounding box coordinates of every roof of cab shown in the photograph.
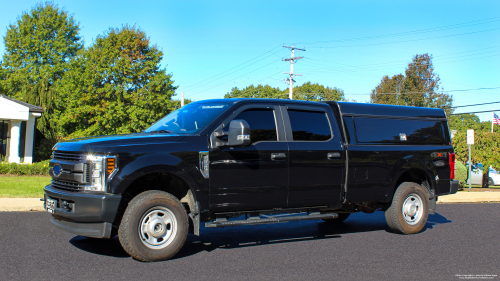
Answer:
[197,98,447,119]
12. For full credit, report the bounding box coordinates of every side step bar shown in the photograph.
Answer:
[205,213,338,228]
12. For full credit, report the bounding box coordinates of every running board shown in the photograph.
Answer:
[205,213,338,228]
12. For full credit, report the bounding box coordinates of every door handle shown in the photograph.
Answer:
[271,153,286,160]
[327,152,341,160]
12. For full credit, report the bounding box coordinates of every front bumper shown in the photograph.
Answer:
[44,185,122,238]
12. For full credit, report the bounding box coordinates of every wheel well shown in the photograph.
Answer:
[114,172,195,226]
[393,168,431,197]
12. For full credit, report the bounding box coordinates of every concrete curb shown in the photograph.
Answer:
[437,192,500,204]
[0,198,45,212]
[0,192,499,212]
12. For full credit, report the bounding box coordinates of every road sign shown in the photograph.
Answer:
[467,129,474,145]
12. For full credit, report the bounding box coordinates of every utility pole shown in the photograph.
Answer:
[181,91,184,107]
[282,45,305,99]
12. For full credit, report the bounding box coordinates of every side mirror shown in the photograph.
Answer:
[227,120,250,146]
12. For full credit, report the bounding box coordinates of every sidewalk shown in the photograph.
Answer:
[1,192,499,212]
[437,191,500,203]
[0,198,45,212]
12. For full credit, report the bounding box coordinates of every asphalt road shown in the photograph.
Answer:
[0,204,498,281]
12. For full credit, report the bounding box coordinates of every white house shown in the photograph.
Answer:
[0,95,44,164]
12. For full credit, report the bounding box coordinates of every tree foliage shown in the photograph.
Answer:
[225,84,286,99]
[224,82,345,101]
[292,82,345,101]
[57,25,178,138]
[448,113,500,133]
[452,130,500,173]
[370,54,453,113]
[0,2,82,98]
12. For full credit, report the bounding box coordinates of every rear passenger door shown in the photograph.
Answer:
[282,105,345,207]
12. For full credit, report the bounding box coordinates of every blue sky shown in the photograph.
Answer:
[1,0,499,122]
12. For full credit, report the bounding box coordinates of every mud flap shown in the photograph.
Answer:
[188,201,200,236]
[422,181,436,215]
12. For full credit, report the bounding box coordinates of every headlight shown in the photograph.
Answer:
[86,155,118,192]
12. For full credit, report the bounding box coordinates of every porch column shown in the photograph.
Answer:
[8,120,21,163]
[24,115,36,164]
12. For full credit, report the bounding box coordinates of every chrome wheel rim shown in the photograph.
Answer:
[401,193,423,225]
[139,207,177,249]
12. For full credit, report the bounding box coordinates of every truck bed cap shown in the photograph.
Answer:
[325,101,447,119]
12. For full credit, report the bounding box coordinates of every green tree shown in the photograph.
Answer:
[225,84,286,99]
[370,54,453,113]
[224,82,345,101]
[448,114,482,132]
[57,25,177,138]
[448,114,500,133]
[0,2,82,98]
[292,82,345,101]
[453,130,500,185]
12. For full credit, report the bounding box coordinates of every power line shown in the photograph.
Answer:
[450,109,499,115]
[181,44,283,92]
[187,60,282,98]
[452,101,500,108]
[350,87,500,96]
[295,17,500,45]
[306,27,500,49]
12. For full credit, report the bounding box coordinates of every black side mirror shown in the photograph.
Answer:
[227,120,251,146]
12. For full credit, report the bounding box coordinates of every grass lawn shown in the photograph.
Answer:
[0,176,51,198]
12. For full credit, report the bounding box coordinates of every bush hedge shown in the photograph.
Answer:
[0,160,50,176]
[455,161,468,189]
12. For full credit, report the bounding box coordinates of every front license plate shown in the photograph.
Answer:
[46,198,57,214]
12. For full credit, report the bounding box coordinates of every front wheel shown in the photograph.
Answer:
[488,177,494,186]
[385,182,429,234]
[118,190,189,262]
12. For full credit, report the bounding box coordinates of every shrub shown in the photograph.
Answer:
[455,161,468,189]
[0,160,50,176]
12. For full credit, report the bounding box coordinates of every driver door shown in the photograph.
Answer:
[209,104,288,212]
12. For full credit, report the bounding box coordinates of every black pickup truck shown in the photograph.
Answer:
[44,98,458,261]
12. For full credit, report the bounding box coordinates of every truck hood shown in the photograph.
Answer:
[53,133,187,153]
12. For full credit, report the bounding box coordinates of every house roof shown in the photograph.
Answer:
[0,95,44,113]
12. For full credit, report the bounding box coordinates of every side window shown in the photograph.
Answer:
[353,117,446,144]
[288,109,332,141]
[224,108,277,144]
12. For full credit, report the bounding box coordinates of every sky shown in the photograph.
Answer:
[1,0,499,122]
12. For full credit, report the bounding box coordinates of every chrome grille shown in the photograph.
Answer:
[51,179,87,191]
[52,151,86,161]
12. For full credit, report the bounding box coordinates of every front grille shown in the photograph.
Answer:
[52,179,87,191]
[53,151,86,161]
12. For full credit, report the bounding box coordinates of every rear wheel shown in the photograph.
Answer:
[385,182,429,234]
[118,190,189,262]
[488,177,494,186]
[323,213,350,224]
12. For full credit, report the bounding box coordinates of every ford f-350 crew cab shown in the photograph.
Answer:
[44,99,459,261]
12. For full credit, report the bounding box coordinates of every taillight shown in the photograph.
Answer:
[449,153,456,180]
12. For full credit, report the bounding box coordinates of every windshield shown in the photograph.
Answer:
[145,101,232,134]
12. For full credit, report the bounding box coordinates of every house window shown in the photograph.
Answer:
[0,121,9,159]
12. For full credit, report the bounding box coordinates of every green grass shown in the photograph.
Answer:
[0,176,51,198]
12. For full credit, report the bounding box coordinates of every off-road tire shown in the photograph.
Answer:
[118,190,189,262]
[385,182,429,234]
[323,213,351,224]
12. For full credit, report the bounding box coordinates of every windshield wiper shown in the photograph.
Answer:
[149,130,173,134]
